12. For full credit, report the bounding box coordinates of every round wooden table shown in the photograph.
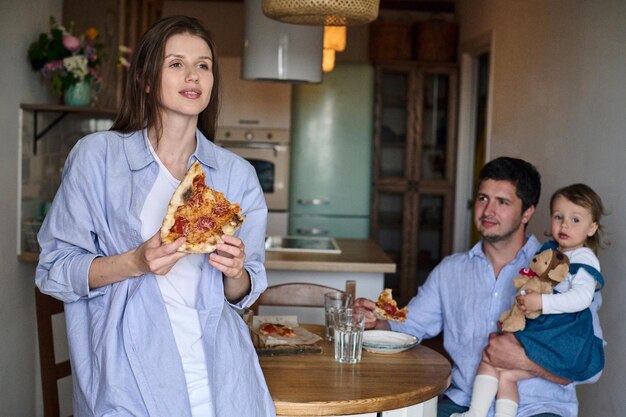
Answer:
[259,325,451,416]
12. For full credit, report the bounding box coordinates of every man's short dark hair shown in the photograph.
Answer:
[477,157,541,212]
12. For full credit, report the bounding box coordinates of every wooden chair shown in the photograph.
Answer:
[251,280,356,315]
[35,287,72,417]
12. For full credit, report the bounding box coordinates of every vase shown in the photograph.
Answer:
[64,80,92,106]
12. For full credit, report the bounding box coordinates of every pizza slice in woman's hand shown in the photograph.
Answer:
[374,288,408,322]
[160,161,245,253]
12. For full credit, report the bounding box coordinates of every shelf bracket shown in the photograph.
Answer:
[32,110,69,154]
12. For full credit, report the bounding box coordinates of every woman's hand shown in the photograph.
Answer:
[209,234,246,279]
[132,231,188,276]
[352,297,391,330]
[212,234,251,303]
[89,231,187,289]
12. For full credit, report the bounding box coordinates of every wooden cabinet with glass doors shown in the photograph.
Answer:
[371,63,457,305]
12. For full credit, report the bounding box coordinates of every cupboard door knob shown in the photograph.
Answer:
[297,198,330,206]
[296,228,328,236]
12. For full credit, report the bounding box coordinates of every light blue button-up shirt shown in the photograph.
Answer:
[391,236,604,417]
[36,130,276,417]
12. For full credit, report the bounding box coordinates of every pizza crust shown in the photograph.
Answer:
[160,161,245,253]
[374,288,408,322]
[160,162,202,245]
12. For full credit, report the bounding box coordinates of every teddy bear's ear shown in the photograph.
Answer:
[548,262,569,282]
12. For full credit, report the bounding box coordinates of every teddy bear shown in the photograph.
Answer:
[499,248,570,332]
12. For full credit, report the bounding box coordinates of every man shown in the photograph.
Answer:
[354,157,603,417]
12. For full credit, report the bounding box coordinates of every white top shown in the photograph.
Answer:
[542,247,599,314]
[140,138,213,417]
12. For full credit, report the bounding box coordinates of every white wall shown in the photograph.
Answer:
[0,1,62,415]
[457,1,626,415]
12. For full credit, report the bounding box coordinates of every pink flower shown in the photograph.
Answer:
[63,35,81,52]
[41,60,65,78]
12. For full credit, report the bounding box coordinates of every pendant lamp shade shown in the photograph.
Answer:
[243,0,323,83]
[322,48,335,72]
[324,26,346,52]
[262,0,380,26]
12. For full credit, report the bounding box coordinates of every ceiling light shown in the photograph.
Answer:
[322,26,345,72]
[322,48,335,72]
[262,0,380,26]
[323,26,346,52]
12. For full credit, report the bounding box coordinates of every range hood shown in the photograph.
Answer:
[243,0,323,83]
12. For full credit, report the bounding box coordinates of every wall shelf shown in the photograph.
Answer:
[20,104,117,154]
[18,104,117,259]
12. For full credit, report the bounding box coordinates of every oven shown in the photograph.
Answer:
[215,127,291,235]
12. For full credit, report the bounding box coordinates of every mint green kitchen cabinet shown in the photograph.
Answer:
[289,64,374,239]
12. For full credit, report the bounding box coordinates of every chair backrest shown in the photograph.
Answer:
[34,287,71,417]
[251,280,356,314]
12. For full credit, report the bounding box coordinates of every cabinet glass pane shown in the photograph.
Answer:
[417,195,444,284]
[421,74,449,180]
[380,71,408,178]
[375,191,406,291]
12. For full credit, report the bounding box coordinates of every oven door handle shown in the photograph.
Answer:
[220,141,285,150]
[220,142,286,156]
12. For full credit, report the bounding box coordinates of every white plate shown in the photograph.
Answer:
[362,330,420,354]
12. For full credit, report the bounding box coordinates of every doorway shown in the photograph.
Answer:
[453,33,493,252]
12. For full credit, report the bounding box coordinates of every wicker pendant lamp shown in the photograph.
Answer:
[262,0,380,26]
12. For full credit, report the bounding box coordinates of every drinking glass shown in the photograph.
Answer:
[324,291,352,341]
[333,309,365,364]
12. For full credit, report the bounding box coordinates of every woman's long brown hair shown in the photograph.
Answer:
[110,15,220,145]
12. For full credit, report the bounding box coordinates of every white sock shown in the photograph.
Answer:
[449,374,499,417]
[494,398,518,417]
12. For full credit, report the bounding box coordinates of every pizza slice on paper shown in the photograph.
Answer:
[374,288,408,322]
[258,323,297,338]
[160,161,245,253]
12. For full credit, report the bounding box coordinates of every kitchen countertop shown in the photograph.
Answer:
[19,240,397,274]
[265,239,396,273]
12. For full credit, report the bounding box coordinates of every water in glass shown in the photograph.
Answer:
[334,323,363,363]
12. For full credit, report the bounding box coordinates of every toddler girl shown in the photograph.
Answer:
[452,183,607,417]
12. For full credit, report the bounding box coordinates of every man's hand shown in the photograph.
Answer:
[352,297,391,330]
[482,332,531,370]
[483,332,571,384]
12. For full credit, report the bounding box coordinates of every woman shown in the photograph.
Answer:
[36,15,275,417]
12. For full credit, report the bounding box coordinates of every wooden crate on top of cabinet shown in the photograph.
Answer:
[370,62,457,305]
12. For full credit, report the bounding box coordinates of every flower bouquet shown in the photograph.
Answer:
[28,17,103,105]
